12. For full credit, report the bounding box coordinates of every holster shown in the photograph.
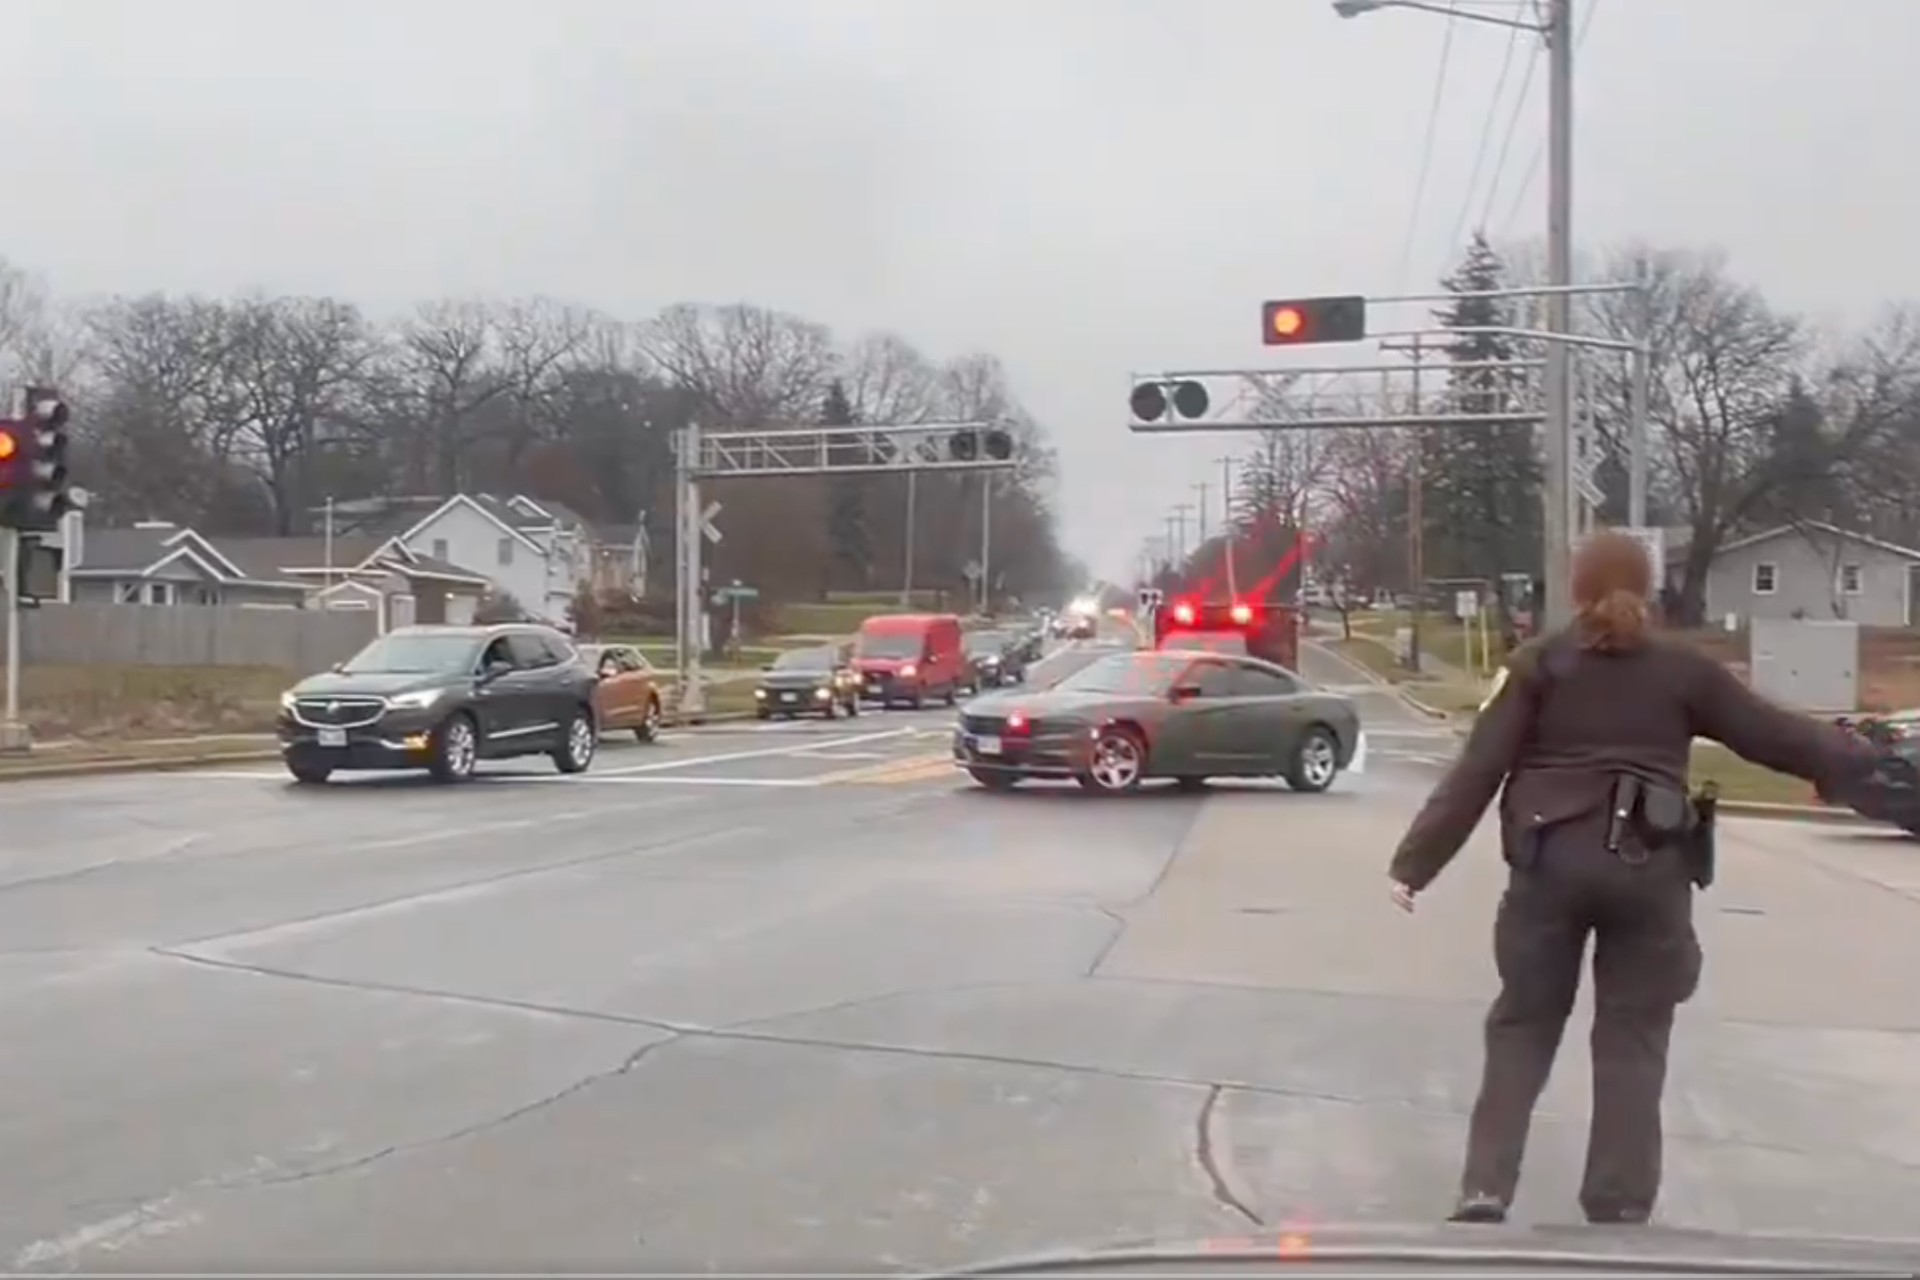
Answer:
[1606,773,1709,886]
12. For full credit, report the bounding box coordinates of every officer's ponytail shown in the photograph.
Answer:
[1571,530,1653,652]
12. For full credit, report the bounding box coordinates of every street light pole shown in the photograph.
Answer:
[1541,0,1575,629]
[1335,0,1574,627]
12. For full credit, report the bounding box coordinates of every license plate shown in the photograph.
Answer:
[781,692,796,702]
[317,727,347,748]
[974,734,1002,756]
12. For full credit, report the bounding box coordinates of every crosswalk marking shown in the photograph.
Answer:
[811,750,956,786]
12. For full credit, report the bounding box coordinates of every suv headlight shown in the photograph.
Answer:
[279,690,298,711]
[387,688,443,711]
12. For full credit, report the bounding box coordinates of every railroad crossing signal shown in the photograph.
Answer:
[1260,295,1367,346]
[1128,379,1211,425]
[948,428,1014,463]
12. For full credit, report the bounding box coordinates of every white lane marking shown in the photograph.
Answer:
[589,726,914,775]
[792,750,891,761]
[490,774,821,788]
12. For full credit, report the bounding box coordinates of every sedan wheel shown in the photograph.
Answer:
[1079,727,1146,794]
[1286,726,1339,793]
[635,697,663,743]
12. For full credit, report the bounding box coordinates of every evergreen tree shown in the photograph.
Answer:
[1423,232,1541,586]
[820,380,867,588]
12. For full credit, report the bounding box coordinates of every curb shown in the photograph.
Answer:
[0,749,282,783]
[0,712,767,784]
[1716,799,1881,827]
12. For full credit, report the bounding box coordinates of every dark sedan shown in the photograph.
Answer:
[952,648,1363,795]
[755,646,861,719]
[1825,710,1920,835]
[277,624,600,785]
[963,629,1025,691]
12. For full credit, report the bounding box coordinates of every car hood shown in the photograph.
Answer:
[760,670,835,688]
[929,1223,1920,1277]
[963,689,1159,719]
[291,670,460,699]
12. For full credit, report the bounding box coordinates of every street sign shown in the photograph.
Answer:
[713,581,759,602]
[1454,590,1477,621]
[963,560,983,582]
[699,501,723,545]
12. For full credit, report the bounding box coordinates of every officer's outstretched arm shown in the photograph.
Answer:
[1388,659,1535,892]
[1690,655,1877,790]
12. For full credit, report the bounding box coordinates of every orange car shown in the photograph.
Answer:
[579,642,664,742]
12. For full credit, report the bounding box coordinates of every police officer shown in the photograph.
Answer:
[1387,531,1877,1226]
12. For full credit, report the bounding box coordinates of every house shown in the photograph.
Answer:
[318,493,596,622]
[62,520,311,609]
[217,536,493,631]
[1697,522,1920,627]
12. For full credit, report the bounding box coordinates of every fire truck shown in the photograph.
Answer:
[1152,596,1301,671]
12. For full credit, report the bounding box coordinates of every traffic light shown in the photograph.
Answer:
[1129,379,1211,425]
[1260,295,1366,346]
[948,428,1014,462]
[3,389,74,531]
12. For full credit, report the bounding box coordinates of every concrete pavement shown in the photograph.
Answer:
[0,666,1915,1270]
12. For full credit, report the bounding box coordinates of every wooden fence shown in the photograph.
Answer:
[0,602,380,670]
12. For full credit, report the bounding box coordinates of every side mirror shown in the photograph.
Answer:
[1171,683,1203,702]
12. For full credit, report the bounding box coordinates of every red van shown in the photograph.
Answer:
[853,613,966,708]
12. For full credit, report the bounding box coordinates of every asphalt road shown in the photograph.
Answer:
[0,630,1916,1271]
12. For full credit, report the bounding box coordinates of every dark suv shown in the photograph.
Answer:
[277,624,600,785]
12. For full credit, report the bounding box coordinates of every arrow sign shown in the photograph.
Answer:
[699,501,723,545]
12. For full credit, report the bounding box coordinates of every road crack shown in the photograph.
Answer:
[1196,1085,1263,1226]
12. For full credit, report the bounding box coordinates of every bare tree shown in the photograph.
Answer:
[389,300,511,493]
[840,332,940,424]
[638,303,833,428]
[492,298,597,469]
[226,296,375,533]
[1321,427,1410,601]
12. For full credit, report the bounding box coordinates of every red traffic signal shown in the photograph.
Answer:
[1260,295,1367,346]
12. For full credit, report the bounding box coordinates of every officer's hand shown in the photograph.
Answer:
[1389,879,1417,913]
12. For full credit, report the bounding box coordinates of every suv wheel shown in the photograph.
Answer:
[428,713,479,784]
[553,708,597,774]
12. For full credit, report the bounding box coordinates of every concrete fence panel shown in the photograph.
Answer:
[1,603,380,670]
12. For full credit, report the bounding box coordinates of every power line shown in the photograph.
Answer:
[1445,22,1523,257]
[1393,1,1464,290]
[1473,38,1541,234]
[1498,0,1602,236]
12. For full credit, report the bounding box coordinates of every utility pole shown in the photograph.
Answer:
[1163,513,1181,576]
[1407,338,1427,674]
[979,473,992,616]
[1541,0,1575,629]
[1216,455,1238,597]
[1171,503,1193,569]
[901,471,918,607]
[1628,255,1652,527]
[1193,481,1210,546]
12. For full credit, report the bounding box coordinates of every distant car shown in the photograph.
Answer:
[853,613,966,708]
[277,624,600,785]
[1825,711,1920,835]
[756,646,861,719]
[963,629,1025,690]
[953,649,1362,795]
[578,642,664,742]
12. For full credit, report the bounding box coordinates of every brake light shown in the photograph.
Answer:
[1229,602,1253,625]
[1171,602,1196,626]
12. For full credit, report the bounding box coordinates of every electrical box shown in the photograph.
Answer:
[1749,619,1859,712]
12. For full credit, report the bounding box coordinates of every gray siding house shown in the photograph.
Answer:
[1701,522,1920,627]
[64,521,311,609]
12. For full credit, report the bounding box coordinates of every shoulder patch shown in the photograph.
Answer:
[1478,664,1512,712]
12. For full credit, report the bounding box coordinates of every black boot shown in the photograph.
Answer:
[1448,1193,1508,1224]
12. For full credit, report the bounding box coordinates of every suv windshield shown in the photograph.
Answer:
[857,632,921,660]
[1052,652,1187,695]
[341,633,482,675]
[771,648,832,671]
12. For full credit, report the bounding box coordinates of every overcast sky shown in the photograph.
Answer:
[3,0,1915,583]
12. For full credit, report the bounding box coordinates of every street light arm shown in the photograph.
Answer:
[1334,0,1546,33]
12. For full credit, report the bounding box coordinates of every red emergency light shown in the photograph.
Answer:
[1171,601,1196,626]
[1229,601,1253,625]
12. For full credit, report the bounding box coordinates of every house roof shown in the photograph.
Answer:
[316,493,597,542]
[1713,521,1920,563]
[70,525,307,592]
[215,535,492,590]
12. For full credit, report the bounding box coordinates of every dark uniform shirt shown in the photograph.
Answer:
[1389,629,1875,892]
